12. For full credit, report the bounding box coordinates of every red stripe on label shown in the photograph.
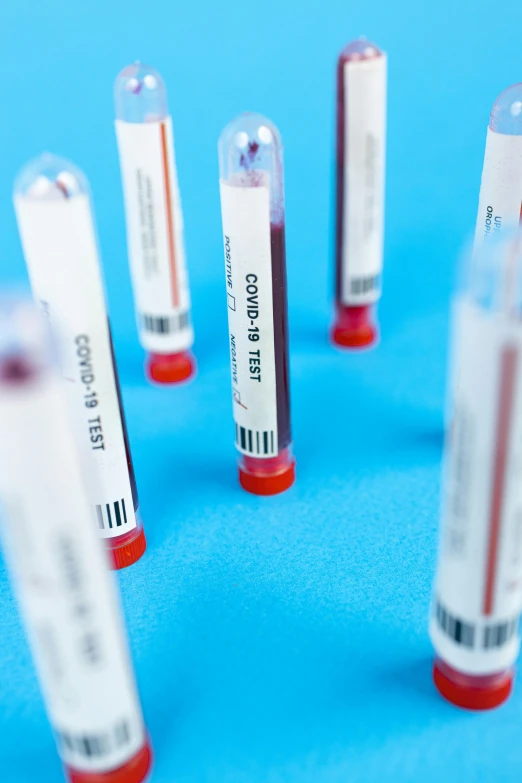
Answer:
[160,121,179,307]
[483,346,518,615]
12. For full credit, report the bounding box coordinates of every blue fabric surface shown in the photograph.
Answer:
[1,0,522,780]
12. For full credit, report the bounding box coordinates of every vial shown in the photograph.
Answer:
[114,62,196,385]
[0,300,152,783]
[13,154,146,570]
[473,83,522,251]
[331,38,387,349]
[218,113,295,495]
[430,232,522,710]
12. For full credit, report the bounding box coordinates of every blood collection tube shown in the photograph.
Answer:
[430,233,522,710]
[473,83,522,250]
[114,62,195,384]
[0,300,152,783]
[331,38,387,349]
[218,113,295,495]
[13,154,146,570]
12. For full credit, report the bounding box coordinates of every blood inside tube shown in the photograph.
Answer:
[219,114,295,495]
[65,178,145,566]
[107,326,146,568]
[114,66,195,386]
[335,53,346,305]
[270,222,291,451]
[14,165,146,568]
[430,291,522,711]
[239,222,294,495]
[0,356,35,383]
[332,40,384,349]
[108,325,138,510]
[236,140,291,452]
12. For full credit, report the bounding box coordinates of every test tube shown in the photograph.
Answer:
[430,233,522,710]
[331,38,387,349]
[0,301,152,783]
[114,62,196,384]
[218,113,295,495]
[13,154,146,570]
[473,83,522,250]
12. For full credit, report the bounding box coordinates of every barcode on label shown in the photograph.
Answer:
[59,719,131,759]
[483,618,519,649]
[436,601,475,648]
[235,423,276,456]
[96,499,129,530]
[141,312,190,335]
[436,600,519,650]
[350,274,380,295]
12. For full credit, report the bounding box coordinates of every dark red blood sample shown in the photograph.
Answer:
[237,222,294,496]
[270,222,291,450]
[332,48,379,349]
[0,356,35,383]
[56,180,70,199]
[107,325,146,570]
[108,325,138,510]
[239,141,260,170]
[232,127,294,495]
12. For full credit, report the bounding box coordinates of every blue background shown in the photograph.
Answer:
[1,0,522,780]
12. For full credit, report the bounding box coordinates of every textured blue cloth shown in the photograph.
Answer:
[1,0,522,780]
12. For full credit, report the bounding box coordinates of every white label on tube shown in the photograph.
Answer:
[219,179,278,457]
[430,298,522,675]
[14,194,137,539]
[341,54,387,306]
[473,128,522,252]
[0,372,145,773]
[115,117,194,354]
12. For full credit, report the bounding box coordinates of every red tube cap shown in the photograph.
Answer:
[239,449,296,496]
[433,659,513,711]
[331,304,378,349]
[146,350,196,385]
[239,462,295,495]
[107,526,147,570]
[67,738,152,783]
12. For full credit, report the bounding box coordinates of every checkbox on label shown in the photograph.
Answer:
[227,294,236,311]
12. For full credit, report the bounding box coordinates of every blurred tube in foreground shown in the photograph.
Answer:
[0,300,152,783]
[331,37,387,349]
[474,83,522,251]
[13,154,146,570]
[430,233,522,710]
[114,62,196,384]
[218,112,295,495]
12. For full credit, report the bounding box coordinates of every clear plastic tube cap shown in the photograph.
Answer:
[339,37,383,60]
[114,62,168,123]
[14,152,89,200]
[490,83,522,134]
